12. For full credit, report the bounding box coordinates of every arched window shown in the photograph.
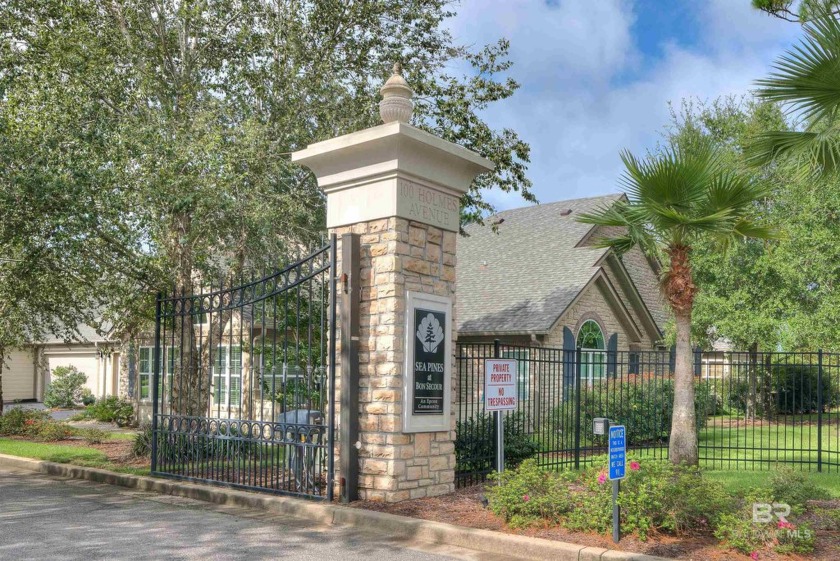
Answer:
[577,320,605,350]
[577,320,606,384]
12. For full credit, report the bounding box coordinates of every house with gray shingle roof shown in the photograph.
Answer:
[456,194,666,352]
[2,323,121,406]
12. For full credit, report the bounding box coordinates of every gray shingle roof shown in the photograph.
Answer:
[456,194,623,335]
[39,321,113,344]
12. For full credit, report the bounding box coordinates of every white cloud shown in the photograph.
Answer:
[447,0,803,212]
[449,0,637,88]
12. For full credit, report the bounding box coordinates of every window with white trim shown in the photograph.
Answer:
[213,345,242,407]
[577,320,606,385]
[139,347,152,400]
[138,346,175,401]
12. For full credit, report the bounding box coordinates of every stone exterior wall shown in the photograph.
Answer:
[331,217,457,502]
[544,279,635,351]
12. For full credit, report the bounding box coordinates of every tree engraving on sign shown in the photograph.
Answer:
[397,179,459,231]
[412,308,446,414]
[416,313,444,353]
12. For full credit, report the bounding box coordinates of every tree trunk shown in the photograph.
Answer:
[664,245,699,466]
[167,212,210,418]
[669,309,699,465]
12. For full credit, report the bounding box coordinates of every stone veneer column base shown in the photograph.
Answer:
[332,217,457,502]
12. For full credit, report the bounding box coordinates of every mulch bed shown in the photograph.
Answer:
[352,484,840,561]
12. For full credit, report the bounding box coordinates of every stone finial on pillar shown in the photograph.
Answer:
[379,63,414,124]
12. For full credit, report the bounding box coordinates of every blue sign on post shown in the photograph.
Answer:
[608,425,626,480]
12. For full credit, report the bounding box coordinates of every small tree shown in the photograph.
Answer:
[43,366,88,409]
[578,141,776,465]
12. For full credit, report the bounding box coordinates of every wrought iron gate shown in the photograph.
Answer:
[151,238,337,500]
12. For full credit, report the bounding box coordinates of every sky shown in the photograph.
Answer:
[445,0,804,211]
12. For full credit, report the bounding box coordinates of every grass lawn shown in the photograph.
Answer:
[698,418,840,469]
[704,469,840,498]
[534,417,840,473]
[0,438,149,476]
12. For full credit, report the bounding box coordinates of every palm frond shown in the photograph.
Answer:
[755,16,840,126]
[578,139,772,263]
[586,233,637,254]
[704,171,772,213]
[618,143,718,210]
[731,219,779,240]
[577,201,658,256]
[577,200,633,228]
[746,126,840,173]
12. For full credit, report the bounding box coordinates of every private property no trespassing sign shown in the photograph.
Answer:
[485,359,517,411]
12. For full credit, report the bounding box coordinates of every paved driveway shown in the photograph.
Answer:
[0,468,514,561]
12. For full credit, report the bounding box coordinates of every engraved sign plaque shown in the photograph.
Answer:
[403,292,452,433]
[396,179,460,232]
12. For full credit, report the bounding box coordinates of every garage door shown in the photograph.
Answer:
[2,349,36,401]
[46,353,100,397]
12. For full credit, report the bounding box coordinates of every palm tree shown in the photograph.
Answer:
[578,142,775,465]
[748,16,840,174]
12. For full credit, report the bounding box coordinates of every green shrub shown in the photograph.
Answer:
[712,483,821,556]
[32,420,74,442]
[0,408,82,442]
[648,464,732,536]
[88,396,135,427]
[0,408,50,436]
[133,423,153,457]
[263,378,322,410]
[772,363,840,414]
[551,380,714,447]
[69,408,95,421]
[81,428,109,445]
[43,366,88,408]
[486,458,574,528]
[728,363,840,416]
[775,521,816,554]
[768,467,831,514]
[81,390,96,406]
[489,454,731,541]
[562,462,613,535]
[566,456,729,541]
[455,411,540,474]
[714,512,767,555]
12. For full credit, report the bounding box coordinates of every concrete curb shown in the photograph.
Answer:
[0,454,672,561]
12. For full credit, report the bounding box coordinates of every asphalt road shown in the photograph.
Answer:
[0,468,514,561]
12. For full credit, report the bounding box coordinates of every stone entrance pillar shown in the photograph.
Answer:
[292,65,493,502]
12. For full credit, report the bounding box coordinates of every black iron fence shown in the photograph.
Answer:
[151,239,337,500]
[455,341,840,487]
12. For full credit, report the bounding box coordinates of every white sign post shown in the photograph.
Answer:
[485,359,517,475]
